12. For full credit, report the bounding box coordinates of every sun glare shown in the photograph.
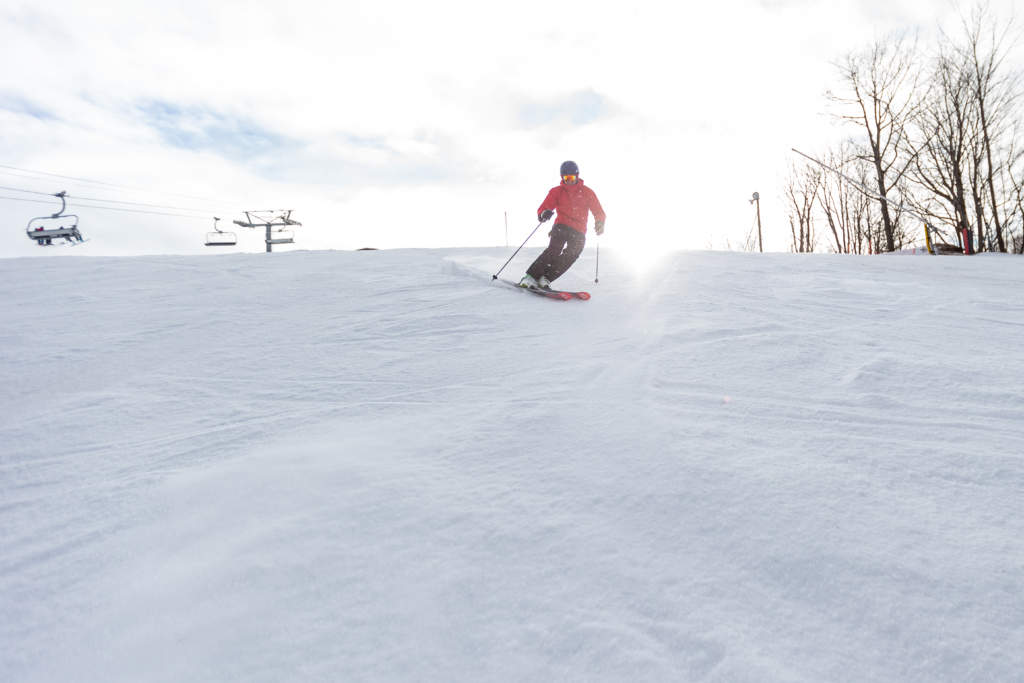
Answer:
[611,233,670,278]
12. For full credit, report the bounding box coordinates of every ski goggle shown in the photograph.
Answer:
[562,174,578,183]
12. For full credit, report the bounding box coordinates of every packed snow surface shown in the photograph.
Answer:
[2,248,1023,682]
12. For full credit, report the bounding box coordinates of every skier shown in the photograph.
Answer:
[519,160,605,290]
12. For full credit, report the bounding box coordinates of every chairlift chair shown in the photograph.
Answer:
[267,228,294,246]
[204,217,237,247]
[25,191,84,246]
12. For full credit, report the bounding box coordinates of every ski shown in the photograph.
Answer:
[495,279,590,301]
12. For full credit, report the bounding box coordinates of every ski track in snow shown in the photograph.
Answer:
[1,248,1023,682]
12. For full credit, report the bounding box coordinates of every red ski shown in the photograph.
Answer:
[496,279,590,300]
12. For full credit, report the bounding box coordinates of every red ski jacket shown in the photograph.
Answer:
[537,178,605,234]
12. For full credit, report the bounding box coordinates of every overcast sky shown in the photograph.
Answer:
[1,0,1020,258]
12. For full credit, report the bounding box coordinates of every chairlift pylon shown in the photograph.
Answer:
[25,191,85,246]
[204,216,237,247]
[233,209,301,252]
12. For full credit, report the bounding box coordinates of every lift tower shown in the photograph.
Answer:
[233,210,301,252]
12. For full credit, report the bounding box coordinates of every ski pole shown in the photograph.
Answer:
[594,238,600,283]
[492,221,543,280]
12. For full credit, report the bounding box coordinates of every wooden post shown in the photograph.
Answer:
[752,192,763,253]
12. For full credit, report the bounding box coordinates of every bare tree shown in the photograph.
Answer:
[903,4,1023,254]
[1010,158,1024,252]
[959,4,1020,252]
[814,7,1024,256]
[851,163,882,254]
[1007,133,1024,252]
[815,143,873,253]
[909,47,977,252]
[785,162,821,253]
[1007,122,1024,253]
[829,35,922,252]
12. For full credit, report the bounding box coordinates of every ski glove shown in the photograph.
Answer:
[539,209,554,222]
[594,219,605,236]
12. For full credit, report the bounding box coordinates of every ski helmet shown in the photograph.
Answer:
[559,160,579,177]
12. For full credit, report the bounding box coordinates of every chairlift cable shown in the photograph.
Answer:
[0,184,54,197]
[0,163,231,205]
[0,183,230,216]
[68,193,217,214]
[65,200,221,219]
[0,193,214,220]
[0,194,56,206]
[0,165,127,191]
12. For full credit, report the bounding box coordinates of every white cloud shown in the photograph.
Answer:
[1,0,1021,256]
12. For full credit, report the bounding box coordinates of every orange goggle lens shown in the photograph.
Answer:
[562,174,577,183]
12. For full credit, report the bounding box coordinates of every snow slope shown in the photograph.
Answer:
[2,248,1023,682]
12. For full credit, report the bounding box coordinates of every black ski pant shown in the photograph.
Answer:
[527,223,585,283]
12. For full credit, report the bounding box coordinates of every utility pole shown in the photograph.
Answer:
[750,192,763,253]
[233,210,301,252]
